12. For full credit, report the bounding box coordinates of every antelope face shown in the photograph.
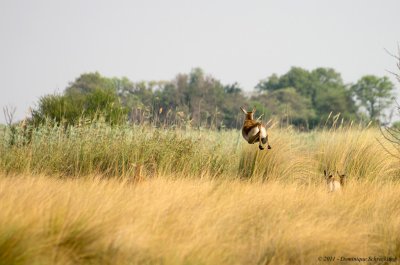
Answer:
[324,170,346,192]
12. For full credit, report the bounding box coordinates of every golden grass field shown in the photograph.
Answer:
[1,124,400,264]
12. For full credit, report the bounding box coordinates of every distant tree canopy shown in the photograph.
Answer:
[251,87,316,127]
[124,68,247,129]
[32,67,396,129]
[256,67,359,126]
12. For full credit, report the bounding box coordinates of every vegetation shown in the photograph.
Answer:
[0,122,400,264]
[0,174,400,265]
[352,75,395,122]
[32,73,128,126]
[29,67,395,130]
[380,48,400,159]
[0,54,398,265]
[0,120,398,181]
[256,67,359,126]
[2,94,400,265]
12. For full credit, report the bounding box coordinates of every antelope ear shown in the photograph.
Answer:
[240,107,247,114]
[252,107,256,113]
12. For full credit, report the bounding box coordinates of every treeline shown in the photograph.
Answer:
[31,67,396,129]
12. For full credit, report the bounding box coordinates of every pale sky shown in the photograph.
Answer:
[0,0,399,123]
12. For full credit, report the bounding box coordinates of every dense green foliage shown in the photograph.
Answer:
[256,67,359,126]
[351,75,395,121]
[31,67,395,129]
[32,73,128,126]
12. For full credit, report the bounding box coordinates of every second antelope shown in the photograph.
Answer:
[240,107,271,150]
[324,170,346,192]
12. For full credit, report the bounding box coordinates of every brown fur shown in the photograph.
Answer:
[242,119,262,136]
[241,107,259,134]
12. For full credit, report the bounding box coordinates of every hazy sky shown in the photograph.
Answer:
[0,0,399,123]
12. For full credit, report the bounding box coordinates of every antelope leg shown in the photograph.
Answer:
[248,132,260,144]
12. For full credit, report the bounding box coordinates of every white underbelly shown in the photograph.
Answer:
[243,126,267,141]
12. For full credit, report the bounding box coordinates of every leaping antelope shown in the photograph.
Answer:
[324,170,346,192]
[240,107,271,150]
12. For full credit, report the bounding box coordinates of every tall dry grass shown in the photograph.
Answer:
[1,123,400,264]
[0,123,238,178]
[0,175,399,265]
[1,122,398,181]
[315,127,399,180]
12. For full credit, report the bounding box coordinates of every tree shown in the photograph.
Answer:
[257,67,312,97]
[157,68,236,128]
[65,72,114,95]
[351,75,395,122]
[32,73,128,126]
[222,83,247,128]
[256,67,359,126]
[311,68,357,120]
[251,87,316,128]
[114,68,248,128]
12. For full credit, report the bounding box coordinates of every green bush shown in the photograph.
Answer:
[32,73,128,126]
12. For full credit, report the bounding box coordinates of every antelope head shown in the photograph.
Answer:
[324,170,346,192]
[240,106,256,121]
